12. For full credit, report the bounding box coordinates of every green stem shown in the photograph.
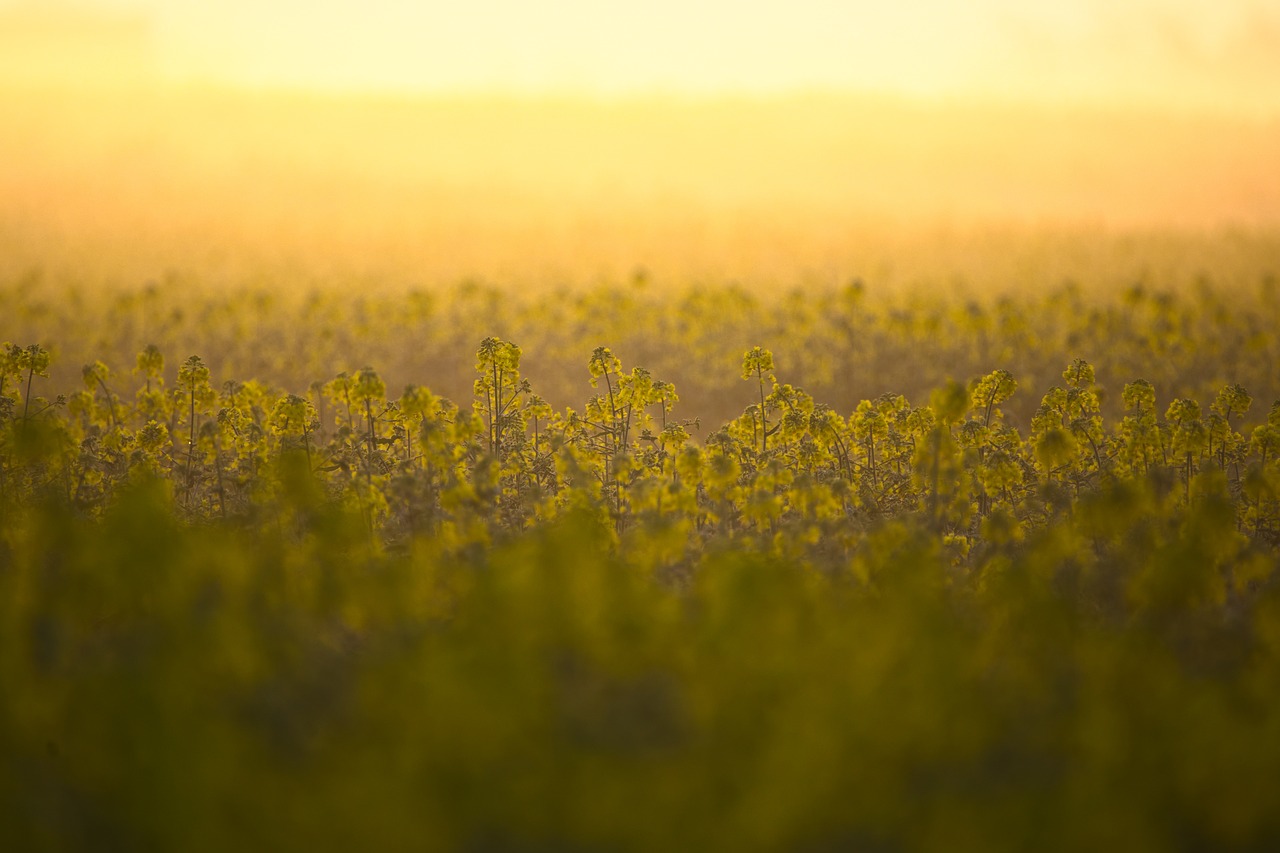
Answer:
[183,383,196,508]
[21,366,34,423]
[757,367,767,454]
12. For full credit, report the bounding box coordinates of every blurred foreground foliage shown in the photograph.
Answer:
[4,315,1280,849]
[4,476,1280,851]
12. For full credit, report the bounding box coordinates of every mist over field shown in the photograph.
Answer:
[7,4,1280,853]
[2,86,1279,293]
[3,1,1279,300]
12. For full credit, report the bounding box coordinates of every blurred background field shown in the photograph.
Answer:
[7,263,1280,437]
[3,82,1280,430]
[4,3,1279,418]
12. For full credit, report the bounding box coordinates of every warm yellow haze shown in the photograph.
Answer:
[1,1,1278,293]
[37,0,1280,115]
[3,89,1277,290]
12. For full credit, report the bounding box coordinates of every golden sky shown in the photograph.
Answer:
[2,1,1279,292]
[12,0,1280,115]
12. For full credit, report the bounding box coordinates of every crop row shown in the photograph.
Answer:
[4,338,1279,567]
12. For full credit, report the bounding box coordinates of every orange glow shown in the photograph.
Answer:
[2,88,1278,291]
[1,3,1278,294]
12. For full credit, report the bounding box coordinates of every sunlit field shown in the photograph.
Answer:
[5,7,1280,848]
